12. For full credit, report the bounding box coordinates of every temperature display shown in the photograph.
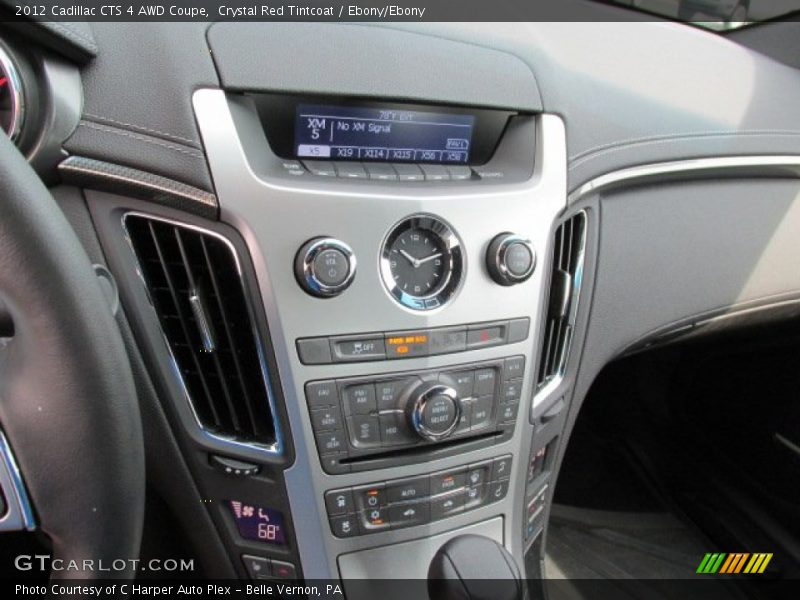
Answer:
[295,104,475,164]
[228,500,287,546]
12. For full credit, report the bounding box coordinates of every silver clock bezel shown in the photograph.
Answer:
[380,214,464,311]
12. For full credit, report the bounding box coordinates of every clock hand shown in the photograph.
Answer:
[399,249,420,268]
[417,252,443,265]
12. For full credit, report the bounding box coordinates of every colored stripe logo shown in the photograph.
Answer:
[697,553,773,574]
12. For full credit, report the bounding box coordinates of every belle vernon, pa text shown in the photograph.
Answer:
[15,584,344,597]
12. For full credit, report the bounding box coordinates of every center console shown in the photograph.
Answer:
[187,85,567,583]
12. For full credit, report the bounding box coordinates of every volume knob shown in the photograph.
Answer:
[486,233,536,286]
[295,237,357,298]
[407,384,461,442]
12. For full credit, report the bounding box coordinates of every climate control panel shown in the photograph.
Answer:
[306,357,525,473]
[325,455,512,538]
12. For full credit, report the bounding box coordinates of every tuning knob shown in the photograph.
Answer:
[407,384,461,442]
[295,237,356,298]
[486,233,536,286]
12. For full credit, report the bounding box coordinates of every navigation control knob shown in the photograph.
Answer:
[407,384,461,442]
[486,233,536,286]
[295,237,357,298]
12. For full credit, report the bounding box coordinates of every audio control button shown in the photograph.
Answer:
[408,384,461,442]
[295,237,356,298]
[376,378,417,410]
[312,248,349,287]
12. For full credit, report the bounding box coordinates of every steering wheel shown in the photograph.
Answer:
[0,134,145,578]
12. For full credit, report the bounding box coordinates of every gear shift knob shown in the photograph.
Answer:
[428,534,524,600]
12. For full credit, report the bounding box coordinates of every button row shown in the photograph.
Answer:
[306,358,524,467]
[326,455,512,537]
[297,318,530,365]
[287,160,475,182]
[241,555,297,580]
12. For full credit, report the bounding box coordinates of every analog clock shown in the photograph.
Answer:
[380,215,464,311]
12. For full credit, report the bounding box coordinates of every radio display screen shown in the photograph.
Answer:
[295,104,475,164]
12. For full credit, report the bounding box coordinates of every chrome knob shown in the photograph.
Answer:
[487,233,536,286]
[295,237,356,298]
[407,384,461,442]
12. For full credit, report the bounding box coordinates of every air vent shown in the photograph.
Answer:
[536,211,588,389]
[125,214,278,449]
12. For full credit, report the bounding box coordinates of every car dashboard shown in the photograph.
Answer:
[2,14,800,592]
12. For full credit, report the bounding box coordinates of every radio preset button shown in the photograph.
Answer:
[365,163,398,181]
[420,164,450,181]
[303,160,336,176]
[447,166,473,180]
[334,162,367,179]
[392,163,424,181]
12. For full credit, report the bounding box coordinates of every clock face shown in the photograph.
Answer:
[388,227,448,298]
[381,215,464,311]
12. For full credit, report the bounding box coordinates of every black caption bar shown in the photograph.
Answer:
[1,0,769,22]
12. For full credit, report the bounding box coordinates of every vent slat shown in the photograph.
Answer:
[126,215,277,447]
[174,228,243,434]
[146,221,223,429]
[200,235,261,438]
[536,212,587,389]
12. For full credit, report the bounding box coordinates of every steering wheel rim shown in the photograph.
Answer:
[0,134,145,578]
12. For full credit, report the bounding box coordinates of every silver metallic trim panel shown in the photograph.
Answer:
[0,430,36,532]
[59,156,218,217]
[121,211,285,458]
[339,517,503,579]
[570,155,800,202]
[193,88,567,579]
